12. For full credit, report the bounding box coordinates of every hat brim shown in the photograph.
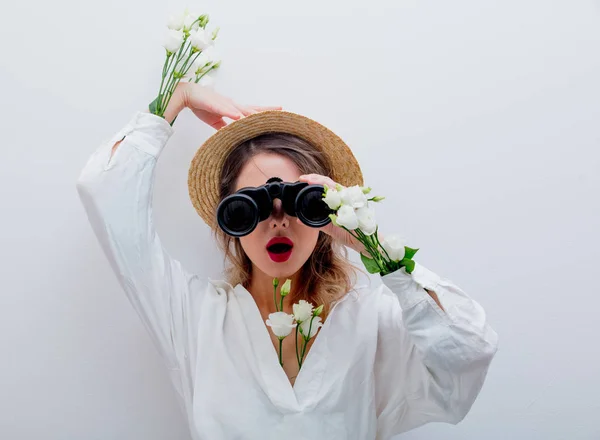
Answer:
[188,110,363,229]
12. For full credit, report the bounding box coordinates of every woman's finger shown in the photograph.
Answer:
[249,105,283,111]
[189,108,228,130]
[236,105,260,116]
[211,118,227,129]
[202,99,245,120]
[234,104,283,116]
[221,102,246,120]
[298,174,338,189]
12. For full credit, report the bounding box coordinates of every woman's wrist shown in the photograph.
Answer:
[162,85,187,124]
[145,83,188,124]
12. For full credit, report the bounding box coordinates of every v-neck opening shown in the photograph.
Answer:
[233,283,353,410]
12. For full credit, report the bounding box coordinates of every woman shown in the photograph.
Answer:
[76,82,498,439]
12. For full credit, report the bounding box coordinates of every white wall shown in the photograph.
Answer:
[1,0,599,439]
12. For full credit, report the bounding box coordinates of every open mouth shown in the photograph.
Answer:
[266,237,294,262]
[267,243,293,254]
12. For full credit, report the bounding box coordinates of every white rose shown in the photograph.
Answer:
[183,10,201,31]
[380,234,407,261]
[162,29,184,53]
[355,205,377,236]
[335,205,359,230]
[190,28,212,51]
[299,316,323,339]
[323,188,342,210]
[340,185,368,209]
[167,12,186,31]
[292,300,314,324]
[266,312,296,339]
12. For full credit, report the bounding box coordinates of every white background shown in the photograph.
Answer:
[1,0,599,439]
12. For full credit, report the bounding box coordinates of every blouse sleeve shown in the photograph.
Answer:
[374,262,499,438]
[75,110,205,375]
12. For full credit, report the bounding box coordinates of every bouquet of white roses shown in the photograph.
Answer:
[322,184,419,276]
[265,278,324,369]
[149,7,222,125]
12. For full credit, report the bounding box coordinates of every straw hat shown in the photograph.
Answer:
[188,110,364,229]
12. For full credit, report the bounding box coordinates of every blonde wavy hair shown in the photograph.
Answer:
[212,133,361,321]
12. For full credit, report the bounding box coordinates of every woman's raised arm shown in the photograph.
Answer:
[75,96,202,372]
[75,83,281,377]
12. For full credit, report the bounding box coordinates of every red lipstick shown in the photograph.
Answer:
[266,236,294,263]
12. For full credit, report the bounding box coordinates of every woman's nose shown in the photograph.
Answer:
[268,199,289,229]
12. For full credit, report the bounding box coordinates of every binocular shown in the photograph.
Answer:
[216,177,333,237]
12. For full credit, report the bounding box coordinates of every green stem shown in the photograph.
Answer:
[155,54,170,113]
[176,49,199,80]
[160,54,180,114]
[159,38,191,114]
[357,229,379,257]
[342,225,383,270]
[295,325,301,368]
[365,233,385,267]
[300,316,316,364]
[193,64,215,83]
[341,226,365,252]
[299,342,304,367]
[159,81,177,117]
[273,284,278,312]
[355,229,386,272]
[161,54,169,77]
[162,54,192,111]
[158,52,181,114]
[278,338,283,366]
[373,228,395,272]
[338,224,387,272]
[280,295,284,312]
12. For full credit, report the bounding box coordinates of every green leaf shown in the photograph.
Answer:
[148,95,161,115]
[400,258,415,274]
[360,253,381,274]
[404,246,419,260]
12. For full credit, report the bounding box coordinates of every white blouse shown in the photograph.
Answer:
[76,110,499,440]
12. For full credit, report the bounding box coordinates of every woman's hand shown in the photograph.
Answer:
[297,174,369,256]
[176,82,282,130]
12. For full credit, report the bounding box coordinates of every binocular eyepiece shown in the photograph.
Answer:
[216,177,333,237]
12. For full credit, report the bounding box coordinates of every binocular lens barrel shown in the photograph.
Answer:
[296,186,332,227]
[216,194,259,236]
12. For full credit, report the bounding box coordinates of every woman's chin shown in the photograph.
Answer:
[259,258,303,279]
